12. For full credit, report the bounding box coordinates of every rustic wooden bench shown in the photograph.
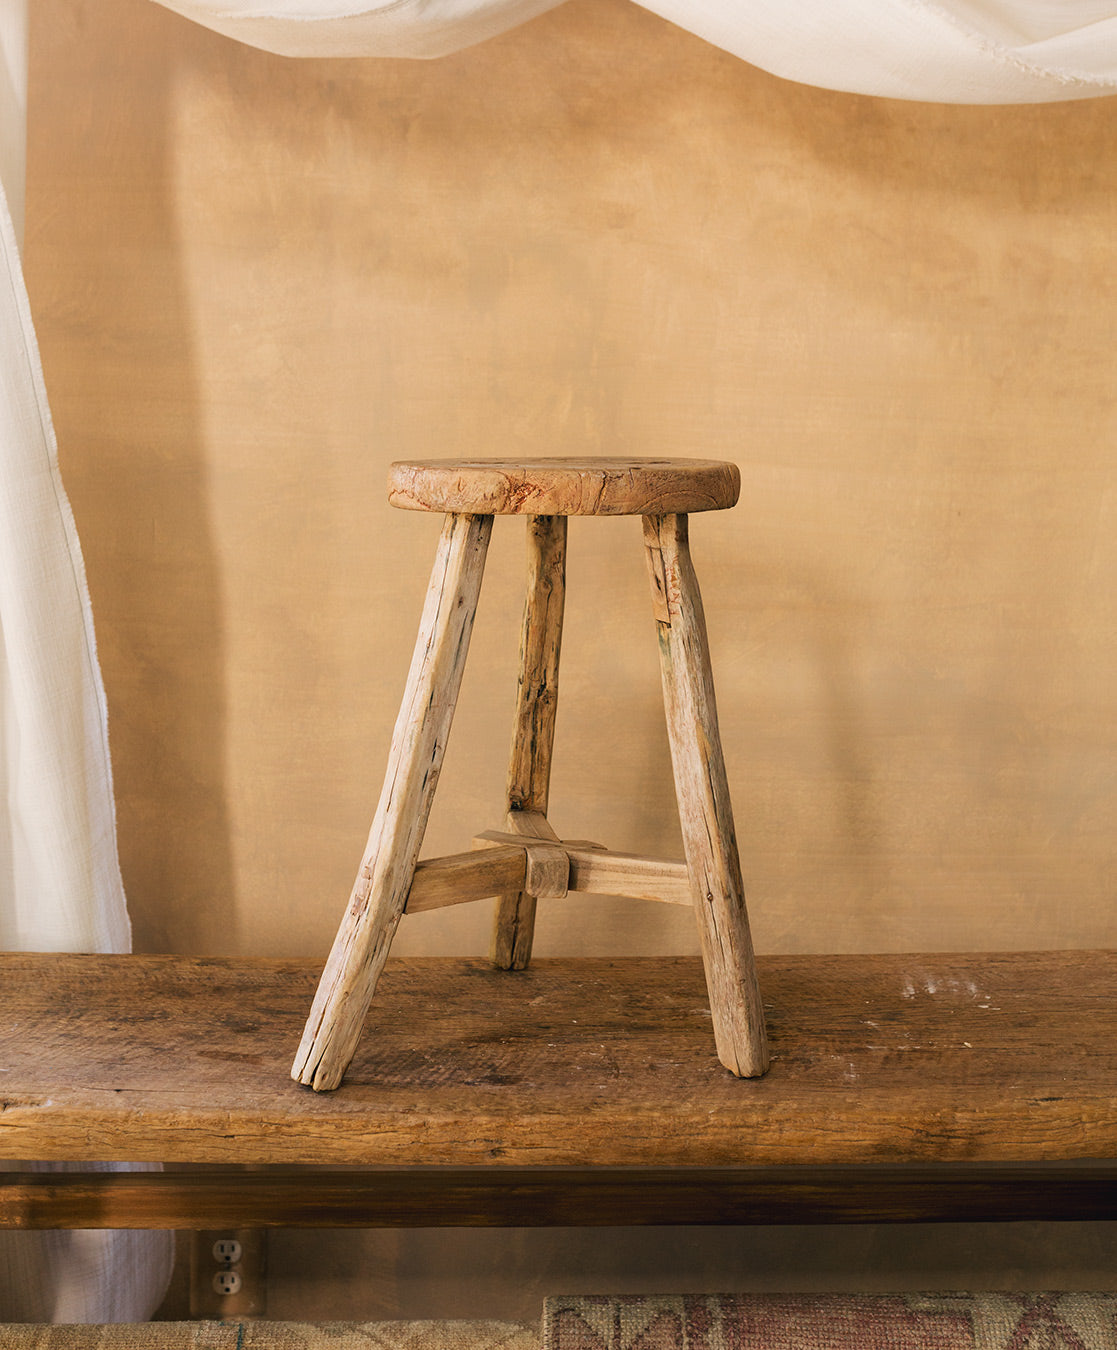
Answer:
[3,951,1115,1229]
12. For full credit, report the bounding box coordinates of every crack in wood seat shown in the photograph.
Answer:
[293,456,767,1092]
[387,457,741,516]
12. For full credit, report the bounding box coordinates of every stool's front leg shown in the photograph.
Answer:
[492,514,567,969]
[293,511,493,1090]
[643,512,769,1078]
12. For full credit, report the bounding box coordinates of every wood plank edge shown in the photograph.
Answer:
[4,1166,1116,1228]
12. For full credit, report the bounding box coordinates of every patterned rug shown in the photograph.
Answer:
[543,1294,1117,1350]
[6,1295,1117,1348]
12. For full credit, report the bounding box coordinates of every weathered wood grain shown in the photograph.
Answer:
[404,845,527,914]
[644,512,768,1078]
[489,811,566,970]
[292,512,492,1091]
[474,827,569,900]
[405,841,692,914]
[6,1164,1117,1229]
[388,459,741,517]
[565,847,692,906]
[3,952,1115,1168]
[492,515,567,968]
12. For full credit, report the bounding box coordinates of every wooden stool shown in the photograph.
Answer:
[292,457,769,1091]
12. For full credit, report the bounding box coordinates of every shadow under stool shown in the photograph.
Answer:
[292,456,769,1090]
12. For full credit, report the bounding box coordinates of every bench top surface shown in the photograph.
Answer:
[387,457,741,515]
[1,952,1112,1167]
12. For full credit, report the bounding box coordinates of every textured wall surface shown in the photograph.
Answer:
[26,0,1117,1314]
[28,0,1116,965]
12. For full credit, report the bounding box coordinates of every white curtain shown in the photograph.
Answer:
[150,0,1117,103]
[0,0,173,1323]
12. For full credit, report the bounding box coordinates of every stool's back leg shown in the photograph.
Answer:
[643,512,770,1078]
[492,514,568,969]
[293,511,493,1090]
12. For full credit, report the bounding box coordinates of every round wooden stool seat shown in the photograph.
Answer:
[388,457,740,517]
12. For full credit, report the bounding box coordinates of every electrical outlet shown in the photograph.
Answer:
[213,1238,243,1265]
[212,1268,242,1296]
[190,1229,267,1319]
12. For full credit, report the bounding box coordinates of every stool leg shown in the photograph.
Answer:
[491,514,567,969]
[293,511,493,1090]
[643,512,769,1078]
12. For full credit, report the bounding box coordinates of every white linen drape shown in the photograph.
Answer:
[0,0,172,1323]
[0,0,24,247]
[150,0,1117,103]
[0,189,130,958]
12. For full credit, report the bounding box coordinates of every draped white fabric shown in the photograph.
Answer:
[0,186,130,957]
[0,0,24,247]
[0,0,173,1322]
[151,0,1117,103]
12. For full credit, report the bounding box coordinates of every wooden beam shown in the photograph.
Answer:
[565,846,691,906]
[4,1166,1116,1229]
[404,846,526,914]
[405,842,692,913]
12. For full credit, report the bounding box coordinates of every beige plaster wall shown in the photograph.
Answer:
[28,0,1116,968]
[26,0,1117,1315]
